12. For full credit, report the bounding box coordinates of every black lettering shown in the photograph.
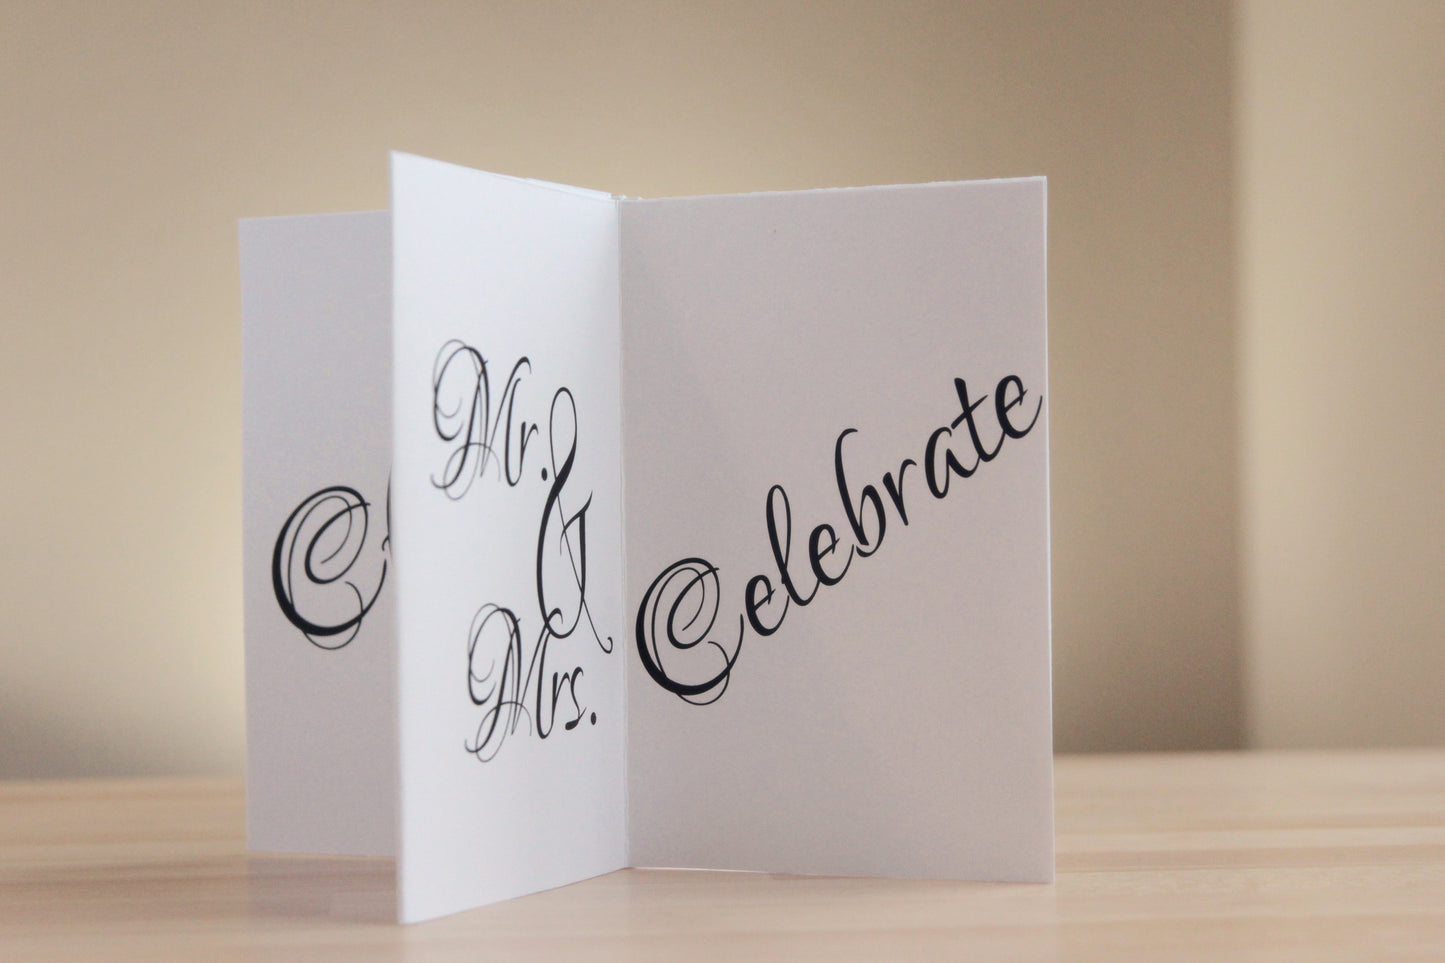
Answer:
[996,374,1042,439]
[924,426,952,499]
[950,378,1003,464]
[808,522,853,586]
[767,484,818,605]
[881,458,917,524]
[834,428,886,557]
[635,370,1043,707]
[744,573,788,636]
[635,558,743,706]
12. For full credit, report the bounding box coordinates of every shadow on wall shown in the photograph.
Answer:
[0,703,161,779]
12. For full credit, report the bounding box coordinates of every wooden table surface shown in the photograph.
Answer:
[3,750,1444,960]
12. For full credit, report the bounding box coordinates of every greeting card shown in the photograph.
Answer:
[241,153,1052,923]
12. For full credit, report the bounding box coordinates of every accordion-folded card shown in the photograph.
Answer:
[241,153,1053,923]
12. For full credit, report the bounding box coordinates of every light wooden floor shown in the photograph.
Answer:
[3,750,1444,960]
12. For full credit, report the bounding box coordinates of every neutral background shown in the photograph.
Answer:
[1,0,1439,778]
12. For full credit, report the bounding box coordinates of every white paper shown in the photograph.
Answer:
[620,181,1053,881]
[389,154,628,923]
[241,158,1052,924]
[241,211,397,857]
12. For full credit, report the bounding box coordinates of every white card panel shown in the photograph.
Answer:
[389,155,628,922]
[620,180,1053,882]
[241,211,397,857]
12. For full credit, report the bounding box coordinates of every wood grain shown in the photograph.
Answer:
[3,750,1444,960]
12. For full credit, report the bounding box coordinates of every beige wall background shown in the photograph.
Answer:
[1237,0,1445,748]
[0,1,1434,778]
